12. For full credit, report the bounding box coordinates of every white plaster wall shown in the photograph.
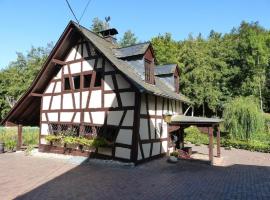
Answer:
[148,95,155,115]
[42,113,47,121]
[122,110,134,127]
[137,144,142,160]
[96,58,103,68]
[139,118,149,140]
[152,142,161,156]
[156,97,163,116]
[40,137,47,145]
[116,74,130,89]
[104,93,118,108]
[65,47,76,61]
[73,112,80,123]
[82,43,89,58]
[51,95,61,110]
[54,69,62,80]
[63,94,74,109]
[81,91,89,108]
[84,112,91,123]
[74,92,80,109]
[107,111,123,126]
[161,141,168,153]
[115,147,131,159]
[41,123,49,135]
[161,122,168,139]
[42,96,51,110]
[54,82,61,93]
[82,59,94,72]
[104,75,114,91]
[116,129,132,145]
[89,90,101,108]
[60,112,74,122]
[75,45,82,60]
[156,118,162,138]
[45,82,55,94]
[140,94,147,114]
[47,113,58,122]
[104,61,114,72]
[63,65,69,74]
[70,62,81,74]
[91,111,105,124]
[150,118,155,139]
[142,143,151,158]
[120,92,135,107]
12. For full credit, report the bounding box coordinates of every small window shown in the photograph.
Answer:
[64,77,71,90]
[73,75,80,89]
[94,71,102,87]
[84,74,92,88]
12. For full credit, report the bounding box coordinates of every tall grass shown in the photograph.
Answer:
[223,96,265,140]
[0,126,39,146]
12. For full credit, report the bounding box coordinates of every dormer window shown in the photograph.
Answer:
[144,58,155,84]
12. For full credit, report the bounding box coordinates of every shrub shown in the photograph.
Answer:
[5,140,16,151]
[184,126,209,145]
[45,135,62,143]
[92,137,108,148]
[223,96,265,140]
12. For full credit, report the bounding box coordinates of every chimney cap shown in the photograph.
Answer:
[98,28,118,37]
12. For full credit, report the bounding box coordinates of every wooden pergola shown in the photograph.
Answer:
[169,115,223,165]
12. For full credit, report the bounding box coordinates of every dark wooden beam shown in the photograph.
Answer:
[17,124,22,150]
[52,58,66,66]
[216,125,221,158]
[30,93,43,97]
[208,127,214,165]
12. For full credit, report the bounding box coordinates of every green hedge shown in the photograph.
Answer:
[184,126,270,153]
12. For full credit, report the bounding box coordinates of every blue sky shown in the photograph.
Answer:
[0,0,270,68]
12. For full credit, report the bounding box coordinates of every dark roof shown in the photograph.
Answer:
[113,42,150,58]
[1,21,191,126]
[155,64,177,75]
[171,115,223,125]
[76,23,191,103]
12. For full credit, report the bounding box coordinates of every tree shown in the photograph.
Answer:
[0,43,52,120]
[91,17,110,33]
[119,30,138,47]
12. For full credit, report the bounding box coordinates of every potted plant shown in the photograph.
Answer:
[63,136,77,150]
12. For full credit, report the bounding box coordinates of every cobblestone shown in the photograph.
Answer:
[0,145,269,200]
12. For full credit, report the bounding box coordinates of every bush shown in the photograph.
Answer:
[184,126,209,145]
[5,140,16,151]
[221,139,270,153]
[223,96,265,140]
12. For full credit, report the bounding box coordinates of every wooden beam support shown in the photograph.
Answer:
[216,125,221,158]
[17,124,22,150]
[208,127,214,165]
[30,93,43,97]
[52,58,66,66]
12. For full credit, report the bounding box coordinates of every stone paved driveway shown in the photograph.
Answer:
[0,146,270,200]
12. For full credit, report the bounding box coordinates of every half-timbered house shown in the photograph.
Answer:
[1,21,222,164]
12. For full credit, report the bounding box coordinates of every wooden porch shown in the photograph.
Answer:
[168,115,223,165]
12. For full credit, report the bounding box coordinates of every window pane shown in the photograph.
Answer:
[84,74,92,88]
[64,77,71,90]
[94,72,102,87]
[73,75,80,89]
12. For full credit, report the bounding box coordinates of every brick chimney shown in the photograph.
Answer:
[98,28,118,44]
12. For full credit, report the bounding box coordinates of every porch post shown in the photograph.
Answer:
[208,126,214,165]
[216,125,221,158]
[17,124,23,150]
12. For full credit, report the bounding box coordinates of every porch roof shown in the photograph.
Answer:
[170,115,223,126]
